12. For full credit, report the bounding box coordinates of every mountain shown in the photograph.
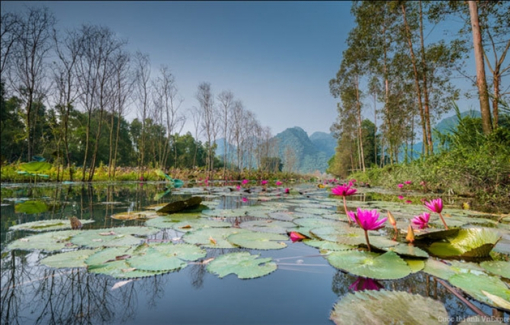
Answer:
[274,127,334,173]
[215,127,336,174]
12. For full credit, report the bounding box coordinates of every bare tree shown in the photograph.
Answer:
[12,7,56,160]
[1,11,21,81]
[133,51,152,178]
[152,65,184,169]
[75,24,125,180]
[189,106,202,168]
[217,90,234,178]
[51,27,83,181]
[196,82,218,175]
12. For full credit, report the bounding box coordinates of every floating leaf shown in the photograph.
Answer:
[183,228,249,248]
[239,220,295,234]
[480,260,510,279]
[14,200,48,214]
[40,249,98,268]
[9,219,94,232]
[267,211,296,221]
[171,219,231,232]
[303,240,353,251]
[481,290,510,310]
[411,228,460,241]
[449,273,510,309]
[18,161,51,173]
[156,197,203,213]
[71,227,159,248]
[227,231,287,250]
[7,230,82,252]
[86,246,167,278]
[330,290,448,325]
[206,252,277,279]
[405,259,425,273]
[111,211,161,220]
[385,243,429,259]
[422,259,456,280]
[327,250,411,280]
[311,226,397,248]
[428,228,501,258]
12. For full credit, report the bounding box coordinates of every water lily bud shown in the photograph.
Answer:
[406,225,415,243]
[387,211,397,226]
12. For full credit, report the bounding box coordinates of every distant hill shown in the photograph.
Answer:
[215,127,336,174]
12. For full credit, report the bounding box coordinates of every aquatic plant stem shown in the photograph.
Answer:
[342,196,352,225]
[364,229,371,252]
[436,278,488,317]
[438,212,449,230]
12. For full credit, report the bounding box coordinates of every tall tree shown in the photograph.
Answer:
[133,51,152,177]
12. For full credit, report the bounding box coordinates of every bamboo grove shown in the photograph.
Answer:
[0,7,279,181]
[327,1,509,177]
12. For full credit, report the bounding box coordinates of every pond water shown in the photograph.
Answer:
[1,181,509,325]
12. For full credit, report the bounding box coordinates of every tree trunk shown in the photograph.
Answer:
[419,1,433,153]
[468,1,492,134]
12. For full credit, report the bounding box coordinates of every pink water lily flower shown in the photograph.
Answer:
[289,231,307,243]
[236,185,241,191]
[349,277,384,292]
[424,198,443,213]
[398,195,404,200]
[398,183,404,188]
[347,208,387,252]
[261,180,268,185]
[331,184,357,197]
[331,184,357,224]
[241,197,248,202]
[424,198,448,229]
[276,181,282,186]
[242,179,249,185]
[284,188,290,194]
[405,181,412,185]
[411,212,430,229]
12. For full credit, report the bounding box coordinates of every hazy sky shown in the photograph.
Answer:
[1,1,478,137]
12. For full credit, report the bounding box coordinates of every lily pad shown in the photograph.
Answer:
[330,290,448,325]
[86,246,168,278]
[7,230,82,252]
[449,273,510,309]
[19,161,51,173]
[227,231,287,250]
[71,227,159,248]
[172,219,231,232]
[9,219,94,232]
[239,220,295,234]
[303,240,354,251]
[111,211,161,220]
[14,200,48,214]
[40,249,99,268]
[422,259,456,280]
[183,228,249,248]
[405,259,425,273]
[428,228,501,258]
[156,197,203,213]
[327,250,411,280]
[480,260,510,279]
[385,243,429,259]
[206,252,277,279]
[311,226,397,248]
[127,243,205,272]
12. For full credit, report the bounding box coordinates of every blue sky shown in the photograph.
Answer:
[2,1,480,138]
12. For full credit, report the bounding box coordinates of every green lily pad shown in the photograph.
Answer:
[311,226,397,248]
[183,228,249,248]
[449,273,510,309]
[480,260,510,279]
[293,217,342,228]
[330,290,448,325]
[156,196,203,213]
[327,250,411,280]
[405,259,425,273]
[239,220,295,234]
[172,219,231,232]
[422,258,456,280]
[40,249,99,268]
[19,161,51,173]
[412,228,460,241]
[111,211,161,220]
[385,243,429,259]
[206,252,277,279]
[428,228,501,258]
[267,211,296,221]
[126,243,206,272]
[71,227,159,248]
[9,219,94,232]
[7,230,82,252]
[86,246,167,278]
[303,240,354,251]
[227,231,287,250]
[14,200,48,214]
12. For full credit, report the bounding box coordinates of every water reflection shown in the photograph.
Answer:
[1,182,509,325]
